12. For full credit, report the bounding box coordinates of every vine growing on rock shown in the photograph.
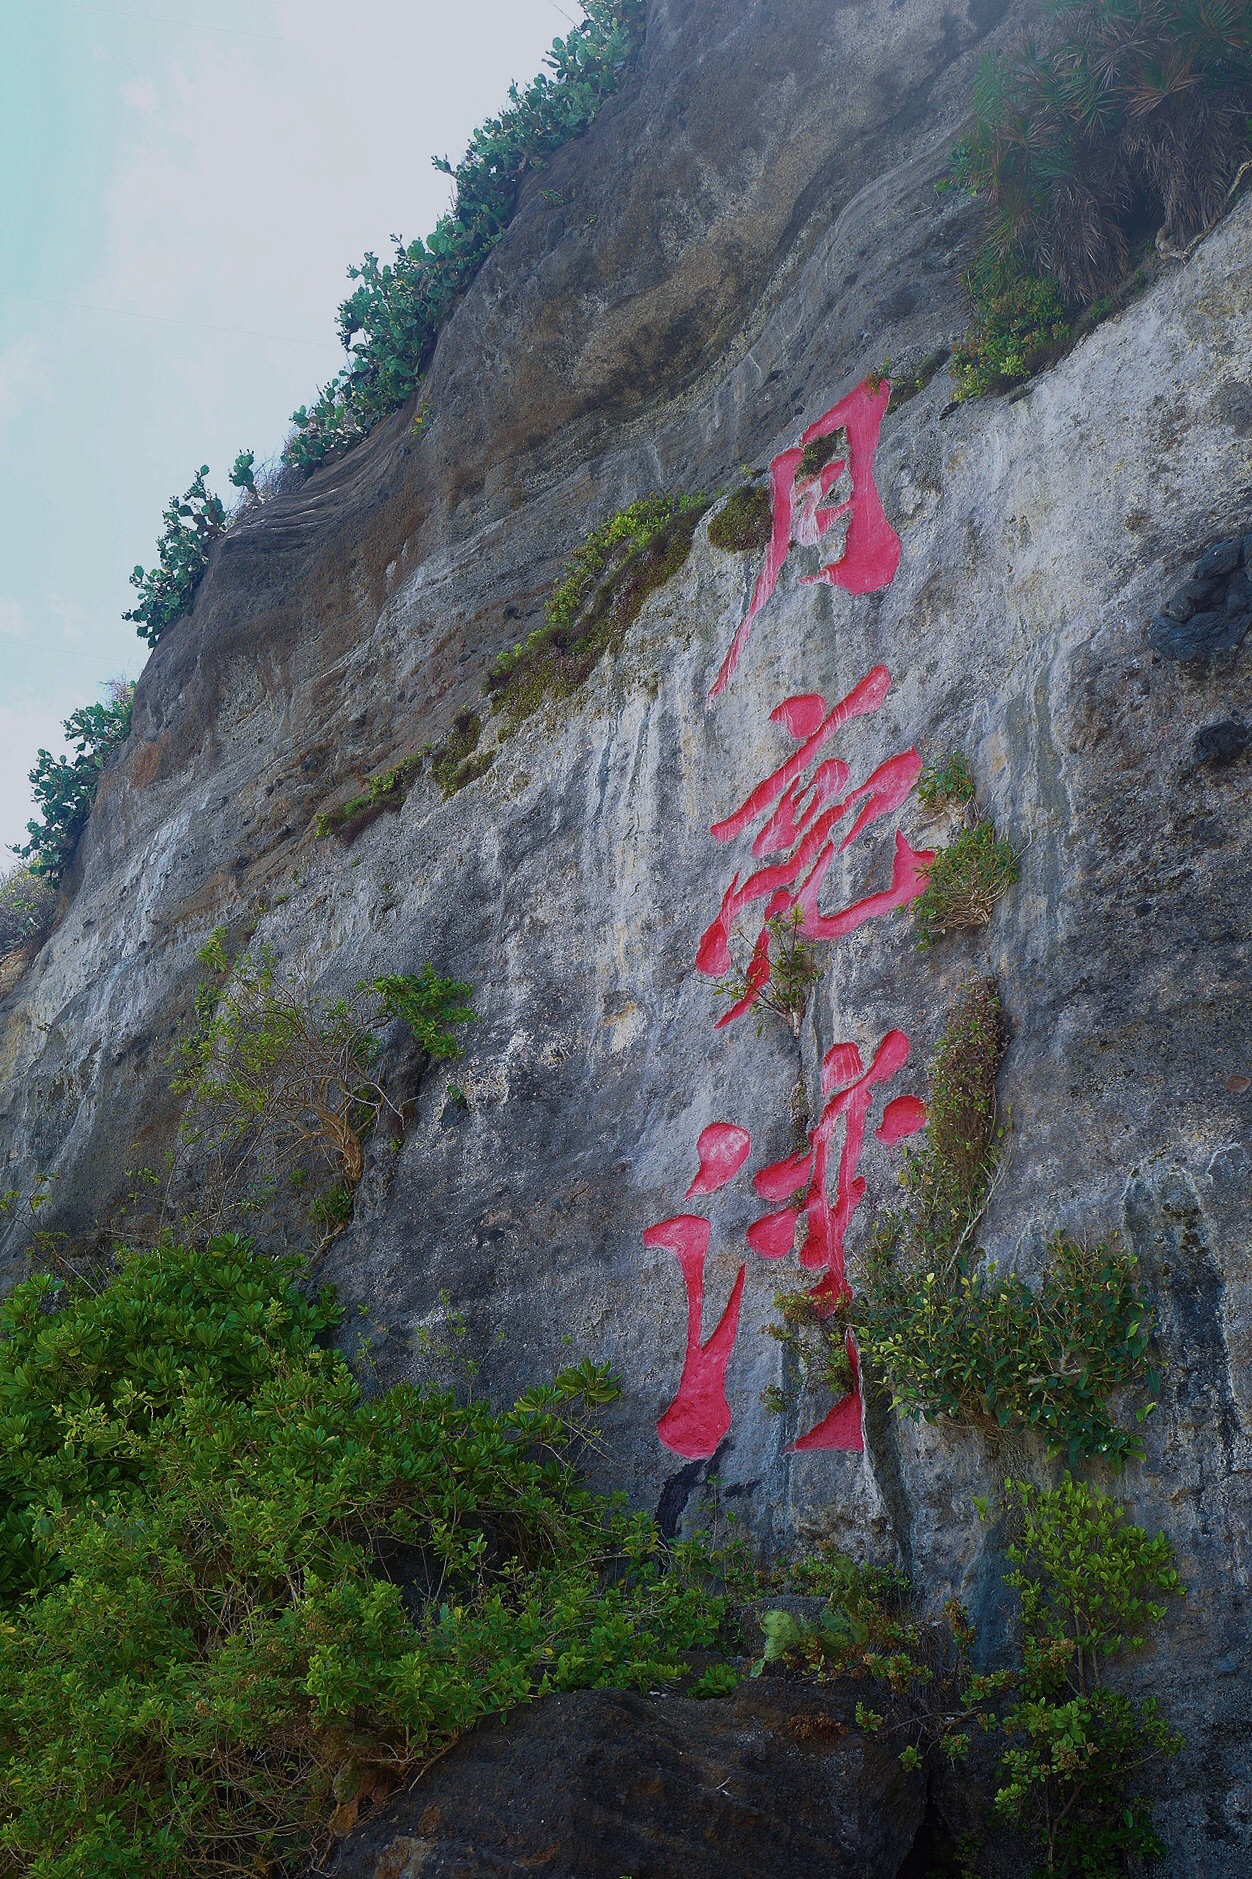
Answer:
[283,2,647,472]
[485,492,709,725]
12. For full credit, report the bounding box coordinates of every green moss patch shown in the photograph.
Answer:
[708,484,772,554]
[485,493,709,726]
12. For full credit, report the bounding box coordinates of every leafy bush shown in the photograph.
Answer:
[950,255,1074,399]
[0,868,57,958]
[172,933,476,1234]
[917,749,977,812]
[911,819,1020,947]
[857,978,1157,1463]
[123,466,227,647]
[485,493,708,725]
[0,1239,722,1876]
[14,683,135,885]
[708,484,773,554]
[756,1477,1184,1878]
[992,1476,1185,1876]
[284,2,646,472]
[861,1233,1158,1464]
[953,0,1252,304]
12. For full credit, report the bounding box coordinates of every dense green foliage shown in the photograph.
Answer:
[951,255,1075,399]
[911,818,1021,948]
[0,1240,722,1876]
[14,685,135,885]
[123,467,227,647]
[863,1234,1158,1464]
[283,3,646,472]
[991,1477,1185,1875]
[707,483,773,554]
[953,0,1252,303]
[756,1477,1183,1877]
[857,979,1157,1463]
[0,869,58,959]
[485,492,708,724]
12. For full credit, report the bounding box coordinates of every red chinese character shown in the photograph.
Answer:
[695,669,933,1026]
[709,380,900,701]
[748,1034,927,1451]
[647,1123,751,1460]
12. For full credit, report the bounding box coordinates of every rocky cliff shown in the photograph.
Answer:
[1,0,1249,1869]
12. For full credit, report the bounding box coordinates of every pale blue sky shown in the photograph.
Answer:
[0,0,582,851]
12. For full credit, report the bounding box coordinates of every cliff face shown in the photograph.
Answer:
[2,0,1250,1865]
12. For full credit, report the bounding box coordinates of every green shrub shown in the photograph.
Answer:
[950,255,1073,400]
[707,484,772,554]
[172,935,477,1233]
[485,493,708,725]
[14,683,135,885]
[123,466,226,647]
[861,1233,1158,1464]
[714,905,821,1038]
[856,979,1156,1463]
[952,0,1252,304]
[284,3,646,472]
[0,1239,722,1876]
[756,1477,1184,1878]
[992,1476,1184,1876]
[0,868,57,957]
[917,750,977,812]
[911,819,1020,948]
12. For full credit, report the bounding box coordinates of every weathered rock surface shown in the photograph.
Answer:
[322,1683,924,1879]
[1,0,1250,1868]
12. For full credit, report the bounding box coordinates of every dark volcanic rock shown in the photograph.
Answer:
[324,1684,924,1879]
[1193,720,1251,768]
[1150,607,1249,659]
[1195,538,1242,580]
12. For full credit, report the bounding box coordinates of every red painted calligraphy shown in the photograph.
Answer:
[695,668,934,1025]
[709,380,900,700]
[748,1032,928,1450]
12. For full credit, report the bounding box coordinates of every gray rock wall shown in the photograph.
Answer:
[1,1,1249,1865]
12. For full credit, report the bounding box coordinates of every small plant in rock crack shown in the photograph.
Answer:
[714,906,823,1037]
[917,750,976,812]
[707,482,773,554]
[169,932,476,1240]
[910,819,1020,948]
[761,1287,855,1417]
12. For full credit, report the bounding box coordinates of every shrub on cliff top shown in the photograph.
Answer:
[0,1238,723,1876]
[123,466,227,647]
[953,0,1252,304]
[13,682,135,886]
[283,2,647,472]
